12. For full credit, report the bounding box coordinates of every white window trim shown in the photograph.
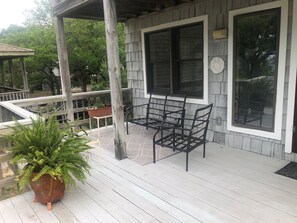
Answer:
[285,0,297,153]
[227,0,288,140]
[141,16,208,105]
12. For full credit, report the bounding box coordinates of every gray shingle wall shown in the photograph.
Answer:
[124,0,296,161]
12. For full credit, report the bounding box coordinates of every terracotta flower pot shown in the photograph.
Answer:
[87,105,112,117]
[29,174,65,210]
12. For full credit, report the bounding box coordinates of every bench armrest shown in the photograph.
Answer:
[125,103,149,121]
[163,109,185,125]
[126,103,148,113]
[155,118,208,135]
[164,109,184,116]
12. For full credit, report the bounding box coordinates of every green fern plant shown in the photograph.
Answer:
[6,116,91,190]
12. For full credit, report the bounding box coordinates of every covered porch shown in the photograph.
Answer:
[50,0,297,162]
[0,125,297,223]
[2,0,297,221]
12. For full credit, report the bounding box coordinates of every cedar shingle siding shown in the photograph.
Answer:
[125,0,296,161]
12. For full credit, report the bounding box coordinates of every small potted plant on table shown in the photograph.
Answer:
[6,116,90,210]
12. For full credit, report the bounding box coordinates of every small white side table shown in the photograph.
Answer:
[89,115,112,142]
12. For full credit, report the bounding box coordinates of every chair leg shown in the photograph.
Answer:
[153,143,156,163]
[186,152,189,171]
[173,134,175,151]
[203,142,206,158]
[161,130,163,147]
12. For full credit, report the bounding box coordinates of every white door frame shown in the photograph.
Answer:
[227,1,288,140]
[285,0,297,153]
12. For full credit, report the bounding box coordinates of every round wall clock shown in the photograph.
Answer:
[210,57,225,74]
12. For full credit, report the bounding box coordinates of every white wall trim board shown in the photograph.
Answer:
[285,0,297,153]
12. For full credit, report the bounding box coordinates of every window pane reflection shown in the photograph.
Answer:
[147,31,171,92]
[233,9,280,131]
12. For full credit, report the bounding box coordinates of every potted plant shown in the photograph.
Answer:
[6,116,90,210]
[87,100,112,118]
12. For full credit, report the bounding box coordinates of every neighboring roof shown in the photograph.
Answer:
[0,43,35,59]
[53,0,190,22]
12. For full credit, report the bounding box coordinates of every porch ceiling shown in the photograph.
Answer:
[53,0,193,21]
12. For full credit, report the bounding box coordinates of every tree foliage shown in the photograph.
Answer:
[0,0,127,94]
[235,11,278,79]
[24,0,54,27]
[65,19,106,92]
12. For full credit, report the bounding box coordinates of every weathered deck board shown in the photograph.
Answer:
[1,126,297,223]
[160,156,297,222]
[10,195,40,223]
[163,146,297,212]
[89,166,182,223]
[90,161,200,223]
[95,149,296,223]
[51,201,80,223]
[60,189,108,223]
[83,176,158,223]
[0,199,23,223]
[22,192,60,223]
[77,182,140,223]
[92,152,241,223]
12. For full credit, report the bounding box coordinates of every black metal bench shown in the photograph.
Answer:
[153,103,213,171]
[125,93,187,134]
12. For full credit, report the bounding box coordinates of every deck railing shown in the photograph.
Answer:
[0,88,132,195]
[10,88,132,125]
[0,102,38,197]
[0,90,30,102]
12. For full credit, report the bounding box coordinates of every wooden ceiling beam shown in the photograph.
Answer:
[53,0,96,16]
[53,0,193,21]
[116,2,157,13]
[119,0,175,4]
[118,0,178,8]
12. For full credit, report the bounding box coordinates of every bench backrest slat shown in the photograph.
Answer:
[147,93,186,124]
[190,104,213,138]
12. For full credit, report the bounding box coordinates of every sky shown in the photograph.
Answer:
[0,0,36,30]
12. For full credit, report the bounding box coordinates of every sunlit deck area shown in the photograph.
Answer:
[1,125,297,223]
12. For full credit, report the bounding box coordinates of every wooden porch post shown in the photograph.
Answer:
[54,16,74,121]
[0,60,5,87]
[20,58,29,90]
[103,0,127,160]
[9,59,16,89]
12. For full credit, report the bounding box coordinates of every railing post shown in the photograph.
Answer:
[0,60,5,87]
[20,58,29,91]
[9,59,16,89]
[0,106,2,122]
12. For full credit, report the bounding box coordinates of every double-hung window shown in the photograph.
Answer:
[142,17,208,102]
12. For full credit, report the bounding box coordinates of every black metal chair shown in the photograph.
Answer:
[153,103,213,171]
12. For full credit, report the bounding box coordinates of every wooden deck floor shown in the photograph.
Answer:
[1,126,297,223]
